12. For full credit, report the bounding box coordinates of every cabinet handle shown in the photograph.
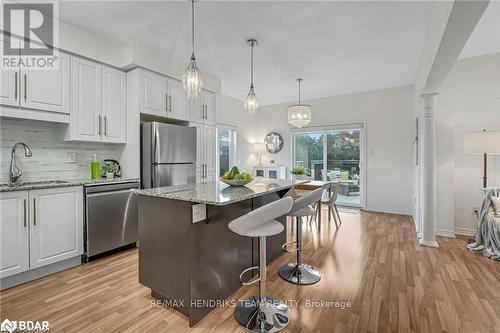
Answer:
[14,72,18,101]
[23,199,26,228]
[104,116,107,136]
[24,74,27,101]
[165,94,168,112]
[33,198,36,226]
[205,105,208,120]
[98,115,102,136]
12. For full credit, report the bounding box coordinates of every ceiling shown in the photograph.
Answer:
[59,1,436,105]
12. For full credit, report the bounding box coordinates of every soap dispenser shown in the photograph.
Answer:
[91,154,100,180]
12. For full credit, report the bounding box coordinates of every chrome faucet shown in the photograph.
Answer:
[9,142,32,184]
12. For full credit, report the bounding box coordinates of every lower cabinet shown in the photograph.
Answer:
[0,191,29,278]
[0,186,83,278]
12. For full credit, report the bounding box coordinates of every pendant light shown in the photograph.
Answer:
[244,39,258,115]
[183,0,203,99]
[288,78,312,128]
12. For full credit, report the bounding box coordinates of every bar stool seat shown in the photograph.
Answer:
[228,197,293,333]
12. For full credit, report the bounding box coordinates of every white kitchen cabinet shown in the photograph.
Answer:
[202,91,216,125]
[29,187,83,269]
[21,52,70,114]
[138,69,188,121]
[68,56,126,143]
[102,65,127,143]
[0,191,29,278]
[191,122,216,182]
[167,79,188,120]
[70,56,102,141]
[140,69,166,116]
[189,90,216,125]
[204,125,216,174]
[0,68,19,107]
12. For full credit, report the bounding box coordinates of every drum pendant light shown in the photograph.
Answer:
[288,78,312,128]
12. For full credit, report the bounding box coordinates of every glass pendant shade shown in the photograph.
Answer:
[288,104,312,128]
[183,53,203,99]
[288,78,312,128]
[245,85,258,115]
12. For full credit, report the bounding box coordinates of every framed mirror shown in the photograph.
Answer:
[264,132,284,153]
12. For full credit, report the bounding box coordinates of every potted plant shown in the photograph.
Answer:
[102,162,118,179]
[290,166,306,180]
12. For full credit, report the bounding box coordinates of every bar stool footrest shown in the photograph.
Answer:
[239,266,261,286]
[281,241,299,253]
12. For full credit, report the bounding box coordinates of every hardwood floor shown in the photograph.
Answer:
[1,209,499,333]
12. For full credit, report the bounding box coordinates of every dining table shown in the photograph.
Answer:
[295,180,335,229]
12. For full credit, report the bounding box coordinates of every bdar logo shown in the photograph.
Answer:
[0,319,17,333]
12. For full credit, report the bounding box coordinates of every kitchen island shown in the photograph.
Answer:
[136,178,306,326]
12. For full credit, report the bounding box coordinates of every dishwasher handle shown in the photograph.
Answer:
[85,182,139,194]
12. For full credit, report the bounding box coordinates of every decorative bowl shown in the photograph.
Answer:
[220,178,253,187]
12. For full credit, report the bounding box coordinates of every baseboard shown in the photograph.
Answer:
[0,256,82,290]
[455,227,476,237]
[436,228,456,238]
[419,239,440,248]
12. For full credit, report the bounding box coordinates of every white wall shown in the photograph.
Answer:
[215,94,258,173]
[247,86,415,215]
[436,52,500,236]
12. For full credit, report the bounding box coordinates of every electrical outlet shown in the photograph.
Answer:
[192,204,206,223]
[67,153,76,163]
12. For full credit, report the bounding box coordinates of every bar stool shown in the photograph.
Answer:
[228,197,294,333]
[279,188,324,285]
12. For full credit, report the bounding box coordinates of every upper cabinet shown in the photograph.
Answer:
[102,65,127,143]
[0,37,71,122]
[189,90,216,125]
[138,69,188,121]
[22,52,70,114]
[67,56,126,143]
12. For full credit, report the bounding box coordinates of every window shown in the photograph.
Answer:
[292,125,364,207]
[217,125,237,177]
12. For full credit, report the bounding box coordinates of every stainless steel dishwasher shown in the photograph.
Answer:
[84,181,139,261]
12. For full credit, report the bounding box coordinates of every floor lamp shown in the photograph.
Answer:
[464,129,500,188]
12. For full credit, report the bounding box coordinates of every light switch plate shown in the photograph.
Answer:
[192,204,206,223]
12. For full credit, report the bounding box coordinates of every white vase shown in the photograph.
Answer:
[106,172,114,179]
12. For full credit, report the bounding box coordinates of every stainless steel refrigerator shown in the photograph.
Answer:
[141,122,196,188]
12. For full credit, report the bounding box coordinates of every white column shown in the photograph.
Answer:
[419,93,439,248]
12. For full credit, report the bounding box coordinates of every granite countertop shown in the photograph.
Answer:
[0,177,140,192]
[136,178,308,206]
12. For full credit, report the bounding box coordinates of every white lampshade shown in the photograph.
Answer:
[288,104,312,128]
[464,130,500,154]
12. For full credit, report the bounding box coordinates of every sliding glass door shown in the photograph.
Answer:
[293,126,364,207]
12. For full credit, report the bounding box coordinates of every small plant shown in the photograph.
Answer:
[290,166,306,175]
[102,162,118,174]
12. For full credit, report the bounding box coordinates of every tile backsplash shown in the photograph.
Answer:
[0,118,124,182]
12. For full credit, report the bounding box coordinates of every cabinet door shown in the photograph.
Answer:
[102,65,126,143]
[71,56,102,141]
[0,191,29,278]
[191,122,204,173]
[0,38,20,107]
[21,52,70,114]
[189,96,204,123]
[140,70,167,116]
[29,187,83,269]
[0,69,19,107]
[203,91,216,125]
[167,78,188,120]
[204,124,216,173]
